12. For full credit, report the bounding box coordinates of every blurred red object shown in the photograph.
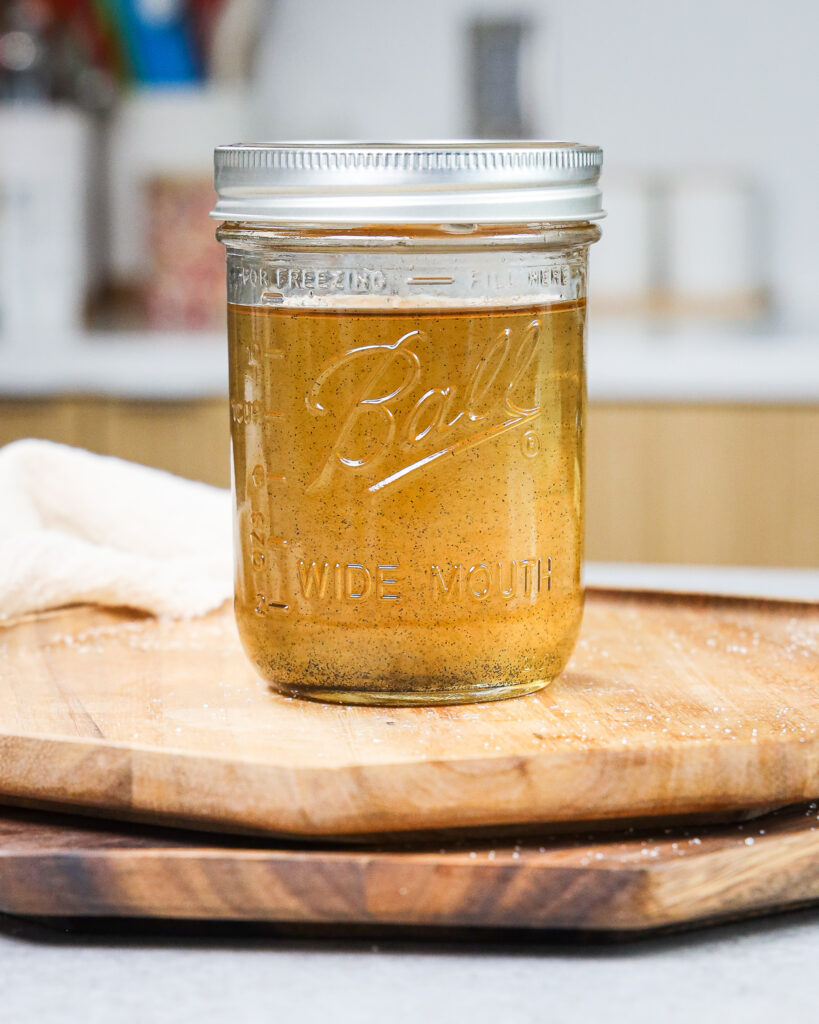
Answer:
[144,175,224,331]
[185,0,228,74]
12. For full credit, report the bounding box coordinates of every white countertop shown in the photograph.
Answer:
[588,328,819,403]
[0,326,817,402]
[1,562,817,1023]
[586,561,819,600]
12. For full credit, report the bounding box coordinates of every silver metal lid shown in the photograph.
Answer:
[211,141,604,225]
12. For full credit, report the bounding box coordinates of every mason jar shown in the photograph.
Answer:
[213,142,603,705]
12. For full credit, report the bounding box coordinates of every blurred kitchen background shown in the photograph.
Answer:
[0,0,816,567]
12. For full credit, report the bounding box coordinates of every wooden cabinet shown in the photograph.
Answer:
[0,397,231,491]
[586,404,818,567]
[1,398,816,567]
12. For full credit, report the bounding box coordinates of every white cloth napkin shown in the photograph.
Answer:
[0,440,232,619]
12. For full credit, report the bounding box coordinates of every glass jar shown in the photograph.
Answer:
[213,142,603,706]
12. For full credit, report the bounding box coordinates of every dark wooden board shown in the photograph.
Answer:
[1,803,818,932]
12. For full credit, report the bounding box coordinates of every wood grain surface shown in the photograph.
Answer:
[0,590,816,838]
[1,802,818,931]
[586,404,819,568]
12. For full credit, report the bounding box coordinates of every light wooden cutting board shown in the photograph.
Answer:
[0,589,816,838]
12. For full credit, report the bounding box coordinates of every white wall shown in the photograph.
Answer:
[250,0,819,328]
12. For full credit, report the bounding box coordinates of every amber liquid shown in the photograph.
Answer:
[228,299,586,704]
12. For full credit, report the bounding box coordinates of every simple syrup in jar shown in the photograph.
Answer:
[213,142,604,705]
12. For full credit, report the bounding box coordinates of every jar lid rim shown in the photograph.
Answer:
[212,140,604,225]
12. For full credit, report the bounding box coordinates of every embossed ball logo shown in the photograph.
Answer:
[305,319,544,494]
